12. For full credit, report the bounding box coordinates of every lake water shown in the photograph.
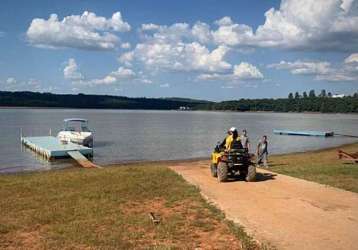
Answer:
[0,108,357,173]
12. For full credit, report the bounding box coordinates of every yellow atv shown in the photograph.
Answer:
[210,143,256,182]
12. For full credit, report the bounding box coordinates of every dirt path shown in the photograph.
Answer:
[170,161,358,250]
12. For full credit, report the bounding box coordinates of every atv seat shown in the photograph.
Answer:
[231,139,243,150]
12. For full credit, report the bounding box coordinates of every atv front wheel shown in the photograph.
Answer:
[245,165,256,182]
[217,162,228,182]
[210,163,217,177]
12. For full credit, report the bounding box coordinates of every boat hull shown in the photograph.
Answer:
[57,131,93,147]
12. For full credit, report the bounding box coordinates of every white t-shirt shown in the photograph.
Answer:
[240,135,249,148]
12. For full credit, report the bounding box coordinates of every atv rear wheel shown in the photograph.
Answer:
[245,165,256,182]
[210,163,217,177]
[217,161,228,182]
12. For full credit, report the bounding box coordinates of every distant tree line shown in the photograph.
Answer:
[0,91,210,110]
[196,89,358,113]
[0,90,357,113]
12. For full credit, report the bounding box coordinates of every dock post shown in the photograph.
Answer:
[49,128,52,136]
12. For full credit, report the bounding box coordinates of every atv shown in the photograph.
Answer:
[210,143,256,182]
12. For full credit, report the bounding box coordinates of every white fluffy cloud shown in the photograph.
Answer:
[6,77,17,85]
[344,53,358,64]
[64,58,135,85]
[1,77,46,91]
[121,0,357,82]
[125,41,231,73]
[198,62,263,81]
[27,11,130,50]
[34,1,358,91]
[110,67,136,80]
[64,58,84,80]
[212,17,254,47]
[116,22,261,85]
[269,54,358,81]
[121,23,232,73]
[211,0,358,51]
[120,42,131,49]
[268,60,332,75]
[159,83,170,88]
[191,22,212,44]
[141,23,161,31]
[123,22,265,82]
[135,1,358,52]
[233,63,263,79]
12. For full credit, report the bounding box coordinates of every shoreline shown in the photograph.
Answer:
[1,106,358,115]
[2,142,357,175]
[100,141,358,167]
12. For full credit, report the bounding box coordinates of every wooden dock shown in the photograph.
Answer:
[21,136,100,168]
[273,129,334,137]
[67,151,101,168]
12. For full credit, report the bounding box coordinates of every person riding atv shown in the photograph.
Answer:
[220,127,238,150]
[210,127,256,182]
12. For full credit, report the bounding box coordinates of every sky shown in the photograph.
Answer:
[0,0,357,101]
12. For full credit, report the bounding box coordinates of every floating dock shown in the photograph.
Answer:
[273,129,334,137]
[21,136,100,168]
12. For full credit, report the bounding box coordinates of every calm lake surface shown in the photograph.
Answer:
[0,108,357,173]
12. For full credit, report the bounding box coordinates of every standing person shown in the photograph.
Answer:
[240,129,250,152]
[257,135,268,168]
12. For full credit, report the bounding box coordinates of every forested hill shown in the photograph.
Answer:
[0,90,357,113]
[0,91,211,110]
[197,90,358,113]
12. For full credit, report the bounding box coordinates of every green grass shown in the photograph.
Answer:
[0,164,260,249]
[269,143,358,193]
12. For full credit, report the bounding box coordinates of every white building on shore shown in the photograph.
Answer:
[332,94,345,98]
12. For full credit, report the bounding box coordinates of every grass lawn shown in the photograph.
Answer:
[269,143,358,193]
[0,164,260,249]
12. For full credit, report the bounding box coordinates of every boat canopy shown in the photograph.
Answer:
[63,118,91,132]
[64,118,88,123]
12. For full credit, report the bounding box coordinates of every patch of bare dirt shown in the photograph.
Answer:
[1,229,43,249]
[119,198,243,249]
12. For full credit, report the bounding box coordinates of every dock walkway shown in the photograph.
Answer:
[21,136,99,168]
[273,129,334,137]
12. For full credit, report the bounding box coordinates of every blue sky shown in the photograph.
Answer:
[0,0,357,101]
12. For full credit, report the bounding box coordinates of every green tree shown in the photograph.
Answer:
[303,92,308,98]
[320,102,328,113]
[309,90,316,98]
[328,92,332,98]
[288,93,293,99]
[320,89,327,97]
[294,92,300,99]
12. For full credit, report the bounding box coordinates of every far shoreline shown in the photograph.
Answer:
[0,106,357,115]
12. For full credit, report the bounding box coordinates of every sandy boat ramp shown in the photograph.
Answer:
[170,161,358,250]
